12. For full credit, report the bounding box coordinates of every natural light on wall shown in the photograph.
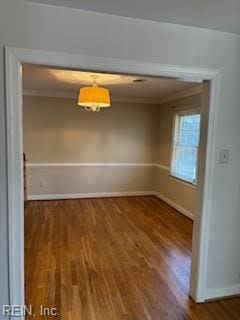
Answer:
[171,112,201,184]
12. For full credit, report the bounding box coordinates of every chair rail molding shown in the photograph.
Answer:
[27,162,157,167]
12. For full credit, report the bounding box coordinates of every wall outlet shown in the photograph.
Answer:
[40,181,47,187]
[219,149,230,164]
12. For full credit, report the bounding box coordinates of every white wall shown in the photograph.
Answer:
[1,0,240,308]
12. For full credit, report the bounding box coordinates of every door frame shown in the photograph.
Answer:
[5,46,221,313]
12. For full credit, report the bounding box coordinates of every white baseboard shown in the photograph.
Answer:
[205,284,240,301]
[28,191,154,201]
[153,191,194,220]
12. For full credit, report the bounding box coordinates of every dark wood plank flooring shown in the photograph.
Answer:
[25,196,240,319]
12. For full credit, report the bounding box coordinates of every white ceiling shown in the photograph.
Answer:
[23,64,200,104]
[27,0,240,34]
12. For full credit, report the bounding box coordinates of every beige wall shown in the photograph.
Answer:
[23,94,201,216]
[27,165,154,197]
[23,96,159,163]
[23,95,159,196]
[154,94,202,215]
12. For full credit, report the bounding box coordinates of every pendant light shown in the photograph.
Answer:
[78,75,111,112]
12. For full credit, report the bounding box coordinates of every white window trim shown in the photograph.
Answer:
[170,107,201,186]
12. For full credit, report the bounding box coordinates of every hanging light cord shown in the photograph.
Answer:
[84,75,100,112]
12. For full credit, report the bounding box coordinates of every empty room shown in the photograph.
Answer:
[21,64,237,319]
[1,1,240,320]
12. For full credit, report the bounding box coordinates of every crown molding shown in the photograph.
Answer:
[23,85,202,105]
[23,89,75,99]
[157,84,202,104]
[23,89,163,105]
[111,95,162,105]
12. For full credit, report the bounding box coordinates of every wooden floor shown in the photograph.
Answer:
[25,196,240,319]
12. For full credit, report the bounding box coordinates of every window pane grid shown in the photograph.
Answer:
[171,113,200,184]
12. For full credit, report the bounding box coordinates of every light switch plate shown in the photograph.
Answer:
[219,149,230,164]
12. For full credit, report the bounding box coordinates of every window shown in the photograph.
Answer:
[171,111,201,185]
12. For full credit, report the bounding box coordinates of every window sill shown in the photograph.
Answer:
[169,174,197,189]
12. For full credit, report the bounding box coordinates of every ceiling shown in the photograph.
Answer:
[23,64,200,104]
[27,0,240,34]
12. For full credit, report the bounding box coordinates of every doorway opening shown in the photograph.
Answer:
[5,47,221,318]
[22,63,206,317]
